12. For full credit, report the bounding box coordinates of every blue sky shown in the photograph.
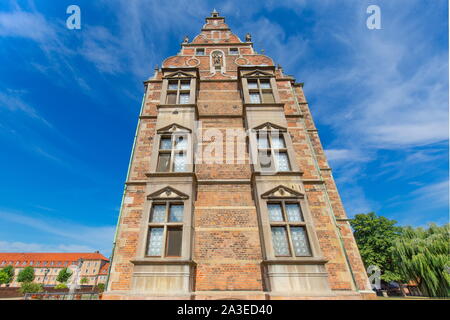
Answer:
[0,0,448,257]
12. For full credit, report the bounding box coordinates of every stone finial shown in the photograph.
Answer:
[183,35,189,43]
[211,9,219,17]
[245,33,252,42]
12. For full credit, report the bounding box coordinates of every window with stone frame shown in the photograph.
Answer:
[267,201,312,257]
[247,78,275,103]
[256,130,291,172]
[157,133,188,172]
[195,48,205,56]
[146,202,184,257]
[166,79,191,104]
[229,48,239,55]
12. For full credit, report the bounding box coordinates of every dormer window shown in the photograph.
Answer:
[166,80,191,104]
[195,48,205,56]
[248,79,275,103]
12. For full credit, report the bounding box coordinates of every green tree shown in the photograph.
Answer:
[56,268,72,283]
[350,212,403,282]
[80,277,88,284]
[17,266,35,283]
[0,271,9,284]
[0,265,14,285]
[391,223,450,297]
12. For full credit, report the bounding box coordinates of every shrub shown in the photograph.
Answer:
[54,283,68,289]
[19,282,43,294]
[96,283,105,292]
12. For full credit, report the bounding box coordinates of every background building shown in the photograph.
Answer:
[105,11,375,300]
[0,252,109,287]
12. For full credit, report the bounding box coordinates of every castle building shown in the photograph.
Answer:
[104,11,375,300]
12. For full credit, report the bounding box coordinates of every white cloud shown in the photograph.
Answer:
[0,241,96,253]
[0,10,55,41]
[0,91,51,127]
[410,180,449,209]
[0,210,115,254]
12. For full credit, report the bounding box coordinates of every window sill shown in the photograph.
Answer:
[145,172,196,178]
[243,103,284,108]
[130,258,196,266]
[262,257,328,265]
[157,103,197,109]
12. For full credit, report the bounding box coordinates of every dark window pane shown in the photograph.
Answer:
[248,80,258,89]
[150,204,166,222]
[166,93,177,104]
[160,137,172,150]
[180,81,190,90]
[168,81,178,90]
[196,48,205,56]
[260,80,271,89]
[291,227,311,256]
[157,153,171,172]
[166,228,182,257]
[230,48,239,55]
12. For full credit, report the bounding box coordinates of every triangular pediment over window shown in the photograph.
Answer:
[157,123,192,134]
[164,71,194,79]
[147,186,189,200]
[252,122,287,132]
[242,69,274,78]
[261,185,304,199]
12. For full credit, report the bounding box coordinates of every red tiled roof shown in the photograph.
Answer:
[0,252,109,268]
[99,262,110,275]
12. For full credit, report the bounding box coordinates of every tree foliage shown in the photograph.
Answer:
[17,266,35,283]
[56,268,72,283]
[391,223,450,297]
[0,265,14,284]
[350,212,403,282]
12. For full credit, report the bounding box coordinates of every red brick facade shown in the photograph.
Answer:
[104,11,375,300]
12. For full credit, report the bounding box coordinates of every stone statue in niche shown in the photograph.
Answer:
[212,52,222,66]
